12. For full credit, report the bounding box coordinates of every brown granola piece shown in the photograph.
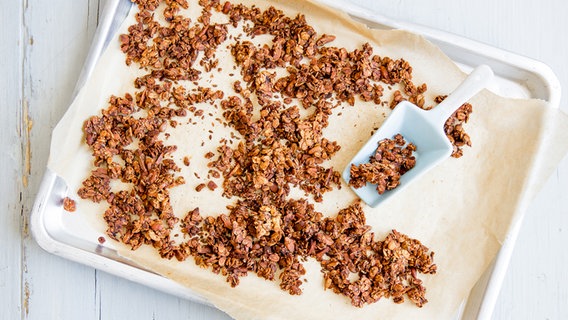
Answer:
[439,96,473,158]
[206,180,218,190]
[349,134,416,194]
[62,197,76,212]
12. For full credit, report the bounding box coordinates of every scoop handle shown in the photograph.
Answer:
[429,65,494,126]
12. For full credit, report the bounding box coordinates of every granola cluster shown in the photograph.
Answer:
[349,134,417,195]
[438,95,473,158]
[62,197,77,212]
[71,0,478,308]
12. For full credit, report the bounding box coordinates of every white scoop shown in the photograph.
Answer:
[342,65,494,207]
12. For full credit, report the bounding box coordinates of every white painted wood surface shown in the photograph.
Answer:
[1,0,566,319]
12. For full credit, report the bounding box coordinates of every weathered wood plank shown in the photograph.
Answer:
[21,1,102,319]
[0,1,24,319]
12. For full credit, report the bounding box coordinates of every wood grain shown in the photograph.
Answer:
[20,1,101,319]
[1,0,24,319]
[2,0,566,319]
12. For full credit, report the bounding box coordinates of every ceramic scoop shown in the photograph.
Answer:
[342,65,494,207]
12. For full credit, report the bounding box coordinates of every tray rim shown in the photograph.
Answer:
[30,1,562,319]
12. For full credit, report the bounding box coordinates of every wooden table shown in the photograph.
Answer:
[2,0,567,318]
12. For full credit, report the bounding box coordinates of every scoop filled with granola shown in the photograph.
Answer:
[344,65,493,207]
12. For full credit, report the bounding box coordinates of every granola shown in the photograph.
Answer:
[349,134,417,195]
[72,0,482,308]
[62,197,76,212]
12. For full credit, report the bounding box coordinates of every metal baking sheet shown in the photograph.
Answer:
[30,0,561,319]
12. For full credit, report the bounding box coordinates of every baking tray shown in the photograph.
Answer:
[30,0,561,319]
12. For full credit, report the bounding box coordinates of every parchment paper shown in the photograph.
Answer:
[48,0,568,319]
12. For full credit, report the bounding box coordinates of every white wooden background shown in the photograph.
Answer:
[1,0,567,319]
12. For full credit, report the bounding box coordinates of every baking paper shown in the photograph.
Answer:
[48,0,568,319]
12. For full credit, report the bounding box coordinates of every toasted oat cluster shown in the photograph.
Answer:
[438,95,473,158]
[62,197,77,212]
[349,134,417,195]
[72,0,477,308]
